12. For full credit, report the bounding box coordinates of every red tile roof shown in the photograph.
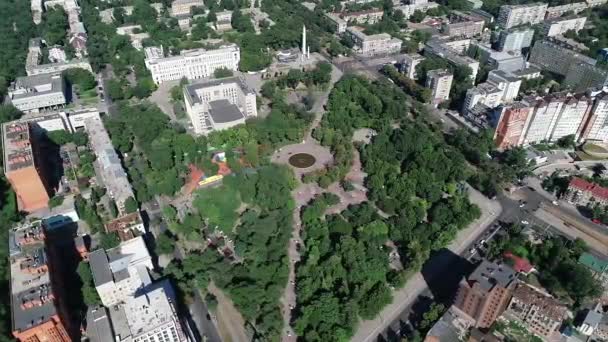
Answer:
[503,252,534,273]
[569,177,608,201]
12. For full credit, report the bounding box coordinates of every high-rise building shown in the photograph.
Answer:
[529,39,597,76]
[496,28,534,52]
[464,83,504,111]
[543,16,587,37]
[497,3,548,29]
[580,91,608,142]
[453,260,516,328]
[183,77,258,135]
[144,45,241,85]
[564,62,608,92]
[89,236,153,307]
[401,53,425,80]
[9,222,71,342]
[425,38,479,81]
[487,70,522,103]
[494,102,533,149]
[426,69,453,106]
[2,122,50,212]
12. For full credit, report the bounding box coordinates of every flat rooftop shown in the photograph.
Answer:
[209,99,245,124]
[2,122,34,172]
[185,76,253,103]
[467,260,516,292]
[11,73,64,100]
[9,222,58,334]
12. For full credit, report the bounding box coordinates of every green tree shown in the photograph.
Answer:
[155,232,175,255]
[125,196,138,213]
[213,67,234,78]
[77,262,101,306]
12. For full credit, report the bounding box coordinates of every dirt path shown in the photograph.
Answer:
[208,282,249,342]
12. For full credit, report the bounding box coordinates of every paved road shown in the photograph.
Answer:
[190,291,222,342]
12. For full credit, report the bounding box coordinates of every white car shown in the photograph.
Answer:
[552,200,559,206]
[521,220,529,225]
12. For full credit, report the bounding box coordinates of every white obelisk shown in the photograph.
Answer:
[302,25,307,61]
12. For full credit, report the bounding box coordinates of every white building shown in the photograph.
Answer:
[144,45,240,85]
[401,53,425,80]
[183,77,257,135]
[550,96,591,141]
[463,83,504,112]
[31,0,43,24]
[171,0,204,16]
[48,46,67,63]
[89,236,153,307]
[214,10,233,32]
[497,3,548,29]
[497,28,534,52]
[27,59,92,76]
[325,12,347,33]
[394,1,440,20]
[116,280,191,342]
[487,69,522,103]
[543,16,587,37]
[341,9,384,24]
[346,27,402,56]
[581,91,608,142]
[426,69,453,106]
[8,73,67,113]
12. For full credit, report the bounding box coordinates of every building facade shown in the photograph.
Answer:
[566,177,608,207]
[144,45,241,85]
[497,28,534,52]
[529,39,597,76]
[442,11,485,38]
[171,0,204,16]
[401,53,425,80]
[183,77,257,135]
[341,9,384,24]
[497,3,548,29]
[453,260,517,328]
[494,103,533,149]
[564,62,608,92]
[325,13,347,33]
[580,91,608,142]
[345,27,402,56]
[426,69,453,106]
[504,283,569,340]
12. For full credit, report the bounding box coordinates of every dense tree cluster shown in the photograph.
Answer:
[381,65,431,103]
[0,0,36,90]
[43,7,69,46]
[77,262,102,306]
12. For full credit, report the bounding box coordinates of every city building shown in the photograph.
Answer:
[394,0,440,20]
[424,38,480,81]
[8,73,67,114]
[116,25,150,50]
[497,3,548,29]
[503,283,569,340]
[9,222,70,342]
[496,28,534,52]
[543,16,587,37]
[214,10,233,32]
[426,69,453,106]
[424,306,475,342]
[566,177,608,207]
[530,39,597,77]
[325,12,347,33]
[578,252,608,288]
[99,6,135,23]
[494,103,533,149]
[580,90,608,143]
[144,45,240,84]
[442,11,485,38]
[27,59,92,76]
[545,2,589,19]
[549,95,593,141]
[512,65,542,80]
[576,304,603,336]
[401,53,425,80]
[472,43,526,73]
[86,307,115,342]
[564,62,608,92]
[171,0,204,16]
[105,212,145,241]
[112,280,191,342]
[48,47,67,63]
[340,9,384,24]
[84,114,136,214]
[487,70,522,103]
[464,82,504,112]
[453,260,517,328]
[2,122,50,212]
[31,0,43,24]
[345,27,403,56]
[89,236,153,307]
[183,77,257,135]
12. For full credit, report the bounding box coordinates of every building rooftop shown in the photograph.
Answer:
[503,252,534,273]
[84,114,135,211]
[579,252,608,274]
[208,99,245,124]
[511,283,568,322]
[105,212,143,241]
[86,307,114,342]
[2,122,34,172]
[569,177,608,201]
[89,249,113,287]
[90,236,152,288]
[467,260,517,292]
[185,76,254,104]
[11,73,64,100]
[9,222,59,334]
[489,69,520,82]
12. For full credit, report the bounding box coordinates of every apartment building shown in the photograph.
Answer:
[90,236,153,307]
[110,280,191,342]
[31,0,43,24]
[529,39,597,76]
[497,3,548,29]
[473,43,526,73]
[504,283,569,340]
[442,11,485,38]
[325,12,347,33]
[488,70,522,103]
[116,25,150,50]
[401,53,425,80]
[566,177,608,207]
[215,10,233,32]
[183,77,257,135]
[394,0,440,20]
[105,212,145,242]
[543,16,587,37]
[144,45,240,84]
[580,91,608,142]
[424,39,480,81]
[464,83,504,112]
[2,122,50,212]
[346,27,403,56]
[84,114,136,214]
[426,69,453,106]
[341,9,384,24]
[453,260,517,328]
[496,28,534,52]
[494,102,533,149]
[8,73,67,114]
[9,222,70,342]
[564,62,608,92]
[545,2,588,19]
[171,0,204,16]
[550,95,592,141]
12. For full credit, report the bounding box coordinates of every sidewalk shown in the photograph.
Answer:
[350,186,502,342]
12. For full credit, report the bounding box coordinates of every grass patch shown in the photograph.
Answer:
[575,151,606,161]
